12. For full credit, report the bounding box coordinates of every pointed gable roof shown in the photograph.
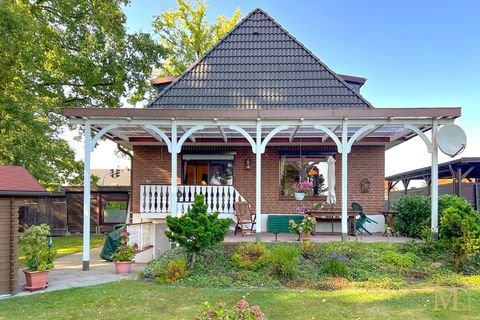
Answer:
[148,8,373,109]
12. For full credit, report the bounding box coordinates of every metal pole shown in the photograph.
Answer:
[431,119,439,240]
[83,120,91,271]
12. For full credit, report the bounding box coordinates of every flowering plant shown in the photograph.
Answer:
[111,231,138,262]
[292,181,313,194]
[288,215,316,235]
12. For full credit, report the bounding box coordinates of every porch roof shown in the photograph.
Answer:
[64,106,460,150]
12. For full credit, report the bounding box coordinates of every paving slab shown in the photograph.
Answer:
[15,247,145,297]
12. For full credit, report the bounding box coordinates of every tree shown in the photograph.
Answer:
[0,0,164,190]
[165,194,231,267]
[152,0,241,76]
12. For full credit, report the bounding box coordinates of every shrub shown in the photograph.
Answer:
[269,245,299,279]
[143,247,188,279]
[393,195,430,238]
[379,251,417,273]
[440,198,480,271]
[195,299,265,320]
[232,243,269,270]
[165,194,231,267]
[321,258,349,278]
[20,224,57,271]
[300,240,317,259]
[155,258,189,284]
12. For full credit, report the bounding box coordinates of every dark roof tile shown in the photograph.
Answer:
[148,8,372,110]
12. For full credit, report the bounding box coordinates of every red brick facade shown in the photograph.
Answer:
[132,145,385,215]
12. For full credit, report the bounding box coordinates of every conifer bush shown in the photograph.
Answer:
[165,194,231,267]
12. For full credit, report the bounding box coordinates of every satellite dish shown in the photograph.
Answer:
[437,124,467,157]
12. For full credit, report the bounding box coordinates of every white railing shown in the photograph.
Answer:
[140,185,246,215]
[126,222,154,250]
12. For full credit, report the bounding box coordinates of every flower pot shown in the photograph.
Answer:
[114,261,133,274]
[300,232,311,241]
[295,193,305,201]
[23,270,49,291]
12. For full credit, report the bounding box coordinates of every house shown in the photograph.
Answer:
[0,166,49,296]
[64,8,461,270]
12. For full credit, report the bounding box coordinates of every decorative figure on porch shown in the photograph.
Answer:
[360,178,370,193]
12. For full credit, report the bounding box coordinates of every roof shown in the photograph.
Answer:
[148,8,373,110]
[91,168,131,186]
[386,157,480,182]
[0,166,47,195]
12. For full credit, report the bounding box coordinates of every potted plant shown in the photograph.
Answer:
[20,224,56,291]
[288,215,316,240]
[111,230,137,274]
[292,181,313,200]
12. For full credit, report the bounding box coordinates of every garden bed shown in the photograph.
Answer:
[141,241,480,290]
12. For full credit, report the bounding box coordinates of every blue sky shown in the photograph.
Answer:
[88,0,479,175]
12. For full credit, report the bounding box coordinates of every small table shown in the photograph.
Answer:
[380,211,399,236]
[304,210,358,235]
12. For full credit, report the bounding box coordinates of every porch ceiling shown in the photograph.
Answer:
[64,107,460,150]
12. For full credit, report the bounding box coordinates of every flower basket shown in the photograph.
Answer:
[114,261,133,274]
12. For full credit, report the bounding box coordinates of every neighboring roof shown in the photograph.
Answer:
[91,168,131,186]
[148,8,373,110]
[0,166,47,195]
[386,157,480,182]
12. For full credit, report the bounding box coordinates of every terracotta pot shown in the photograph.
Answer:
[300,232,311,240]
[114,261,133,274]
[295,193,305,201]
[23,270,49,291]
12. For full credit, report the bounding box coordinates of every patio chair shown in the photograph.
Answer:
[351,202,378,235]
[234,201,256,236]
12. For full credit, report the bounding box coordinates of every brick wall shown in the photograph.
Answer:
[132,145,385,215]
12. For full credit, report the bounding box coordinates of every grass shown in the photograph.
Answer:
[0,280,479,319]
[18,234,106,266]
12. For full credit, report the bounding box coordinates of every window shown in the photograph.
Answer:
[101,200,128,224]
[280,154,330,196]
[183,159,234,185]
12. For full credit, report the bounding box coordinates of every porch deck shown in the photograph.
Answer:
[224,232,417,243]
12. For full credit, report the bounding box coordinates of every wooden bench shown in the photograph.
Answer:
[267,215,303,241]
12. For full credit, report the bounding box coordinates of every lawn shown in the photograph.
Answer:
[0,280,478,319]
[18,234,106,266]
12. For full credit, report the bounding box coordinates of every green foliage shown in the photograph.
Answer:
[165,194,231,267]
[20,224,57,271]
[393,195,431,238]
[321,258,349,278]
[195,299,265,320]
[300,241,318,259]
[111,231,136,262]
[0,1,164,189]
[231,243,269,270]
[269,245,299,279]
[156,258,189,284]
[288,216,316,235]
[144,247,189,279]
[440,198,480,271]
[152,0,241,76]
[379,251,417,273]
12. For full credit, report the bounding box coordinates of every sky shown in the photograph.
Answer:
[74,0,480,180]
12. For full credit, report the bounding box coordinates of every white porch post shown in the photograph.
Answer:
[255,121,262,242]
[82,120,91,271]
[171,120,178,217]
[341,120,349,242]
[431,118,439,240]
